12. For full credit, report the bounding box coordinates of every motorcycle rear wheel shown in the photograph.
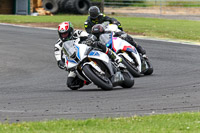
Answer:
[121,72,134,88]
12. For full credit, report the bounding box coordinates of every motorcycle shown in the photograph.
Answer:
[62,39,134,90]
[100,23,154,77]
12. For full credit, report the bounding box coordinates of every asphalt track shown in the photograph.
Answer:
[0,24,200,123]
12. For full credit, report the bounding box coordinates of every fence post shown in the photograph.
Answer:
[102,0,104,13]
[160,0,162,15]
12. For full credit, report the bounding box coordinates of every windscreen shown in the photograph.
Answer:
[62,40,76,58]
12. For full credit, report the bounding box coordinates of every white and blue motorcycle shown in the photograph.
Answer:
[62,39,134,90]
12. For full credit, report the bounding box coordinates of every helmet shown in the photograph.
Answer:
[58,21,74,41]
[88,6,100,19]
[91,24,105,38]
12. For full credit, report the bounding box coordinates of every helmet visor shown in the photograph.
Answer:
[90,12,99,19]
[61,32,69,39]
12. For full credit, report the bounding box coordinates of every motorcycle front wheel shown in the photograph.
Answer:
[82,65,113,90]
[120,56,141,77]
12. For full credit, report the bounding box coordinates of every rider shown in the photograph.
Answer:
[91,24,147,56]
[54,21,122,90]
[84,6,146,56]
[84,6,123,33]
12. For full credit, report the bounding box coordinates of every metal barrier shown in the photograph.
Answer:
[102,0,200,16]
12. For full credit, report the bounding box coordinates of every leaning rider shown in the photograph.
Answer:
[54,21,122,90]
[84,6,146,56]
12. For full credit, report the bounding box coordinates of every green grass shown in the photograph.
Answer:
[118,16,200,42]
[1,112,200,133]
[0,14,199,42]
[0,15,86,28]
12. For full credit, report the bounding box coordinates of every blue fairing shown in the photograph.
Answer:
[75,45,80,59]
[68,60,77,63]
[66,57,77,64]
[89,50,100,56]
[127,47,137,54]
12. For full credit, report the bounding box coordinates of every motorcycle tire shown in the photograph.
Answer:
[121,72,134,88]
[64,0,91,14]
[58,0,69,12]
[120,56,141,77]
[82,65,113,90]
[43,0,59,14]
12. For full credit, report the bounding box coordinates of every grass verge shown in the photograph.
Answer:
[0,14,200,42]
[0,112,200,133]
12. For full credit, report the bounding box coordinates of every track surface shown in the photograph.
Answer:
[0,24,200,123]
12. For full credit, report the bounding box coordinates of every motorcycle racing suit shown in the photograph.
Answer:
[54,30,89,90]
[84,14,123,34]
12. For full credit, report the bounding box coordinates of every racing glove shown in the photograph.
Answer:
[83,39,94,46]
[120,33,128,40]
[112,20,120,26]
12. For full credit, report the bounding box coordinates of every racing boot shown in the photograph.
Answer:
[136,45,146,55]
[107,49,122,66]
[107,50,125,85]
[127,38,146,55]
[67,71,84,90]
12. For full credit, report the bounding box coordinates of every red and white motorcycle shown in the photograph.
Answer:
[100,23,153,77]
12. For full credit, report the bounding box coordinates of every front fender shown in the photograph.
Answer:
[118,52,142,72]
[82,61,105,75]
[118,52,134,63]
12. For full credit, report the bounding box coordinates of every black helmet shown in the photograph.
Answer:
[58,21,74,41]
[88,6,100,19]
[91,24,105,38]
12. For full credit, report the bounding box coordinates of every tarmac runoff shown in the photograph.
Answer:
[1,23,200,46]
